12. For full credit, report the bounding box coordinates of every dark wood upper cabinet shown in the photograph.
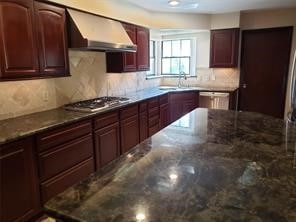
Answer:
[0,137,41,222]
[122,23,137,72]
[0,0,69,81]
[34,1,69,76]
[106,24,149,73]
[210,28,239,68]
[0,0,39,80]
[136,26,149,71]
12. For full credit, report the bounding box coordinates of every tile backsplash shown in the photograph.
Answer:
[0,51,239,121]
[161,68,240,88]
[0,51,160,120]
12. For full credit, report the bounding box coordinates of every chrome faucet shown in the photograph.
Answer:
[177,71,187,88]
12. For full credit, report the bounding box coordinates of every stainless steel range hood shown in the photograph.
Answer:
[67,9,137,52]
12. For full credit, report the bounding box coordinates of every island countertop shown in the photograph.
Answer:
[45,108,296,222]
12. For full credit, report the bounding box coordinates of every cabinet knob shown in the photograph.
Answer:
[242,84,247,89]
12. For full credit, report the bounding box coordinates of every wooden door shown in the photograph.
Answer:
[0,137,41,222]
[210,28,239,68]
[120,115,139,153]
[240,27,293,118]
[0,0,39,80]
[137,26,150,71]
[95,122,120,168]
[122,23,137,72]
[34,1,69,76]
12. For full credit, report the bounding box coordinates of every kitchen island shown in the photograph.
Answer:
[45,108,296,222]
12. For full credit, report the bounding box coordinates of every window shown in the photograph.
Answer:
[161,39,191,75]
[147,40,156,76]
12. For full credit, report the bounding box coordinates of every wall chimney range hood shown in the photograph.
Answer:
[67,9,137,52]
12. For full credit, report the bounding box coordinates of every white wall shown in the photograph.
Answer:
[211,12,240,29]
[48,0,211,30]
[240,8,296,116]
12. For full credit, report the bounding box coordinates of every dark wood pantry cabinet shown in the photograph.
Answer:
[0,0,69,81]
[210,28,239,68]
[106,24,150,73]
[0,137,41,222]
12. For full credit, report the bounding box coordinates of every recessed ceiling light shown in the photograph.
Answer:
[168,0,180,7]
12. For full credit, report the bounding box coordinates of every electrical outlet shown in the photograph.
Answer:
[43,91,49,102]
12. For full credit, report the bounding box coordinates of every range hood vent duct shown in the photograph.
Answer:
[67,9,137,52]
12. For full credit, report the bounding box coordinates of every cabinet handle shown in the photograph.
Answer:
[242,84,247,89]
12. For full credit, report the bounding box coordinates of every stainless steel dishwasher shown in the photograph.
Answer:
[199,92,230,110]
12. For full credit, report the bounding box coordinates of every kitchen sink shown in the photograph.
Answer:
[158,86,177,90]
[158,86,192,91]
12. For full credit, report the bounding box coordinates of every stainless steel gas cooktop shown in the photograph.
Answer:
[64,96,131,113]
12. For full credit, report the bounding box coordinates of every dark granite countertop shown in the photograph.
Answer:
[0,86,238,145]
[45,108,296,222]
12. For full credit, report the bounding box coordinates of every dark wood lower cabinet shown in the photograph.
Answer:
[160,103,170,129]
[94,122,120,168]
[169,102,184,123]
[0,137,41,222]
[169,92,199,123]
[139,111,148,142]
[120,115,139,153]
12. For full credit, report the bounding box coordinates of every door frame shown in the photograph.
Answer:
[239,26,293,118]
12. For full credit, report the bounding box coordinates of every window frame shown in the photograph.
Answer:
[161,39,192,76]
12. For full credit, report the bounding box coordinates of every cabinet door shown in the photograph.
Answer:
[169,102,183,123]
[121,115,139,153]
[137,26,150,71]
[0,137,41,222]
[139,111,148,142]
[160,103,169,129]
[34,2,69,76]
[183,100,197,114]
[0,0,39,80]
[210,28,239,68]
[95,122,120,169]
[122,23,137,72]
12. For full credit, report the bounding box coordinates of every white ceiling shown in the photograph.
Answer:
[124,0,296,13]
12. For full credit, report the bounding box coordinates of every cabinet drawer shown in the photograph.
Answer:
[149,115,159,127]
[148,107,159,117]
[95,111,119,129]
[41,158,94,203]
[149,124,159,137]
[37,121,92,152]
[139,102,147,113]
[148,97,159,108]
[159,94,168,105]
[120,104,138,120]
[39,135,93,181]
